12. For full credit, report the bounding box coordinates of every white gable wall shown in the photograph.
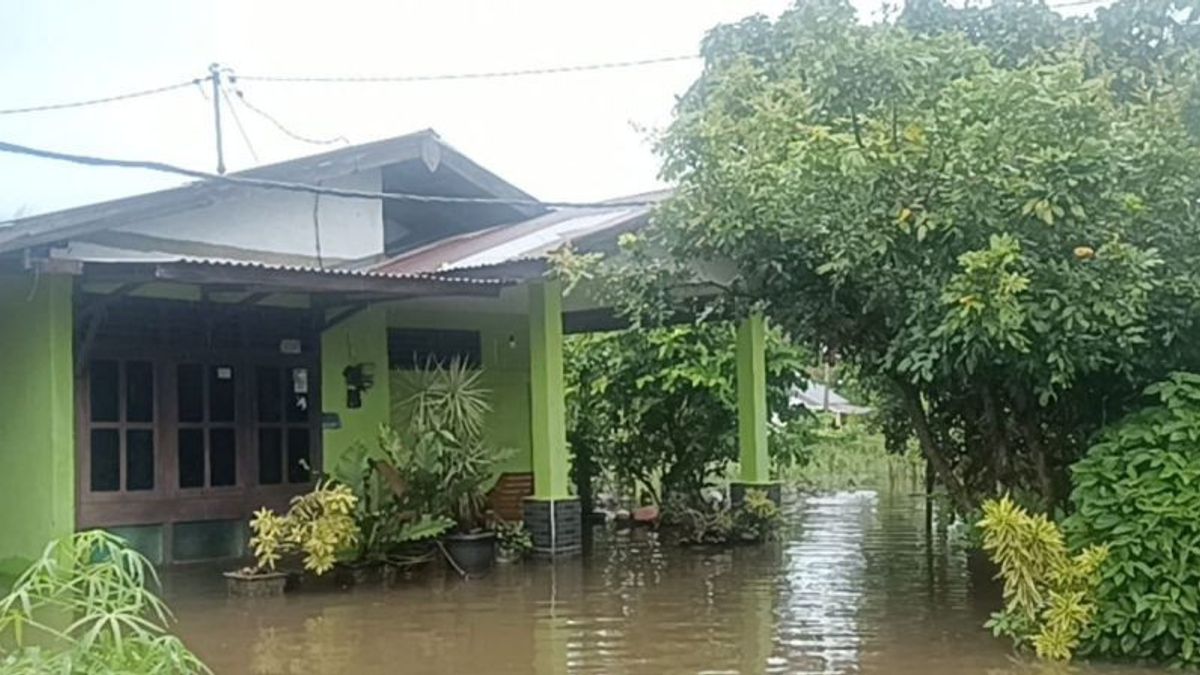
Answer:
[110,169,384,263]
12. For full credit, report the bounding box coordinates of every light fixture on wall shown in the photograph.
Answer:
[342,362,376,409]
[508,334,517,349]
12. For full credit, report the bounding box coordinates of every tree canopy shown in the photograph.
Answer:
[565,0,1200,512]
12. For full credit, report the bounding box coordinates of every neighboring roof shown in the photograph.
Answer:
[790,383,872,416]
[373,189,671,278]
[0,129,542,257]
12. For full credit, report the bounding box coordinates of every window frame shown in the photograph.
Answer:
[387,327,483,370]
[76,345,322,529]
[80,357,159,496]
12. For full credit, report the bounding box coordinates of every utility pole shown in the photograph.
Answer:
[209,63,225,174]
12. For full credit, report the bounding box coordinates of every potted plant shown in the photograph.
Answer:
[225,479,359,597]
[330,438,453,585]
[494,520,533,564]
[394,358,510,577]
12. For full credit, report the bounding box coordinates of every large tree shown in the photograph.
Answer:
[568,0,1200,512]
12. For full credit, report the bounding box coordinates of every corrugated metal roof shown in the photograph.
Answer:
[59,249,508,287]
[162,257,508,286]
[373,189,671,277]
[790,383,872,415]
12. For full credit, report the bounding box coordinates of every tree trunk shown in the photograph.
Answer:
[899,383,973,514]
[979,385,1009,493]
[1017,417,1054,511]
[1008,387,1055,511]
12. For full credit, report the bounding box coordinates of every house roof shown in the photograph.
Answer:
[0,129,542,257]
[790,383,872,416]
[372,189,671,279]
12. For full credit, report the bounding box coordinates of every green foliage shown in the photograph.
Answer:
[565,322,807,505]
[674,499,735,546]
[0,531,210,674]
[675,489,784,545]
[389,359,509,532]
[332,438,453,566]
[249,480,360,575]
[494,521,534,559]
[396,358,492,441]
[779,417,924,492]
[1067,372,1200,666]
[979,496,1108,662]
[562,0,1200,513]
[732,489,783,543]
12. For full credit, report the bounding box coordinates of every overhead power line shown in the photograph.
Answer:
[218,83,259,163]
[234,54,700,84]
[0,140,663,211]
[0,78,209,116]
[227,85,349,147]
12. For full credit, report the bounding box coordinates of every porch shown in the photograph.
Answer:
[0,259,775,573]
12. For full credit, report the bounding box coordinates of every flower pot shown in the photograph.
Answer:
[224,570,288,598]
[496,547,524,565]
[442,531,497,576]
[335,562,391,587]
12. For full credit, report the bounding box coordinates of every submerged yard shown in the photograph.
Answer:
[163,487,1160,675]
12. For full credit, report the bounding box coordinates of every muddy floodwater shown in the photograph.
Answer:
[167,490,1165,674]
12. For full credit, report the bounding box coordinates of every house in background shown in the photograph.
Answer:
[790,383,871,426]
[0,130,775,573]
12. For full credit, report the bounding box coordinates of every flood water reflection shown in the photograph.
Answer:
[168,490,1165,674]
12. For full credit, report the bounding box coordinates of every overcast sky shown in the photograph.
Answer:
[0,0,1103,219]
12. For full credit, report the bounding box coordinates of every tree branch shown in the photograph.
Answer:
[898,382,973,513]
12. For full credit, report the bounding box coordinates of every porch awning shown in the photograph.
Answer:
[68,258,510,300]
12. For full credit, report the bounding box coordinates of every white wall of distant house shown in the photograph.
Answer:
[113,169,383,263]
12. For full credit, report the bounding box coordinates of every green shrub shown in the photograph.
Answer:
[978,496,1108,661]
[733,489,783,543]
[1067,373,1200,666]
[0,531,210,674]
[674,489,782,545]
[495,521,534,559]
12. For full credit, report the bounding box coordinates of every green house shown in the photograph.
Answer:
[0,130,775,573]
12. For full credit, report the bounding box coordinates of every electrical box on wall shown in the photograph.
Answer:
[342,362,376,409]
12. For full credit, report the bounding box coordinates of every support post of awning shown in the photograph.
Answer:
[523,280,581,557]
[732,312,781,506]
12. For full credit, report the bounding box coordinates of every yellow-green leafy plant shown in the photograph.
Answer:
[733,489,783,543]
[248,480,360,575]
[248,508,288,573]
[978,496,1108,661]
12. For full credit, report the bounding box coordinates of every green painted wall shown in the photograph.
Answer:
[0,274,76,582]
[385,305,533,475]
[321,306,392,474]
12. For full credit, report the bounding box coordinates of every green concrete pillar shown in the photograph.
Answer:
[732,313,780,505]
[736,313,769,482]
[528,280,569,499]
[524,281,581,556]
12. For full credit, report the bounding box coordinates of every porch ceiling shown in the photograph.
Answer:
[74,258,510,301]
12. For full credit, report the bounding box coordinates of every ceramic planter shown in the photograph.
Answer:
[442,531,497,576]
